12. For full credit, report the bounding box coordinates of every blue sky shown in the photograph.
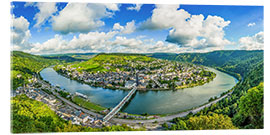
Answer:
[10,2,264,54]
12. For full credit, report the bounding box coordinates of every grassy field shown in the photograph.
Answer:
[70,53,156,73]
[72,96,106,112]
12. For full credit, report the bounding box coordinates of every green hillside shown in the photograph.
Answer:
[155,50,264,129]
[11,94,144,133]
[11,51,59,90]
[69,53,156,73]
[42,52,97,60]
[11,94,66,133]
[150,50,263,78]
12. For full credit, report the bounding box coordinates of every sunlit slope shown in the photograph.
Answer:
[70,53,156,73]
[11,51,59,89]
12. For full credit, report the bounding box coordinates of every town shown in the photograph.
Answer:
[55,58,216,90]
[12,77,109,128]
[12,75,162,129]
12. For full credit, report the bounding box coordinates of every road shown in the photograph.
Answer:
[110,91,232,124]
[38,79,103,118]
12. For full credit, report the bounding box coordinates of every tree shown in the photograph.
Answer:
[237,82,264,128]
[11,94,66,133]
[176,120,188,130]
[162,122,168,129]
[186,113,237,130]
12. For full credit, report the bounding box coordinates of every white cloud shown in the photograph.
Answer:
[113,20,136,34]
[239,31,264,50]
[68,31,117,52]
[24,2,35,7]
[30,35,68,54]
[112,36,143,48]
[247,22,256,27]
[113,23,124,31]
[146,41,183,53]
[103,3,120,11]
[140,4,232,52]
[27,29,184,54]
[11,15,31,50]
[33,3,58,28]
[30,31,118,54]
[24,2,58,28]
[127,4,142,12]
[51,3,120,34]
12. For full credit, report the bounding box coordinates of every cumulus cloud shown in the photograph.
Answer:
[239,31,264,50]
[24,2,58,28]
[11,15,31,50]
[103,3,120,11]
[30,35,68,53]
[112,36,143,48]
[51,3,120,34]
[139,4,232,51]
[33,3,58,28]
[247,22,256,27]
[113,20,136,34]
[127,4,142,12]
[30,31,118,54]
[146,41,183,53]
[27,28,184,54]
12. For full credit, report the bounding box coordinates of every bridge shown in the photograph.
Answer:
[103,83,137,122]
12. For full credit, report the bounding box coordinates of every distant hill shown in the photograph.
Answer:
[69,53,156,73]
[11,51,59,89]
[43,56,85,62]
[149,50,263,78]
[42,52,97,61]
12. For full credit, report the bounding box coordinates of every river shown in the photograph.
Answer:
[40,67,237,115]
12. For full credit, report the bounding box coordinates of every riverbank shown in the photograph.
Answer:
[37,72,238,125]
[40,67,237,115]
[215,67,242,81]
[36,67,241,130]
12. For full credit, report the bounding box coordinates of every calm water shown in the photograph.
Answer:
[40,67,237,114]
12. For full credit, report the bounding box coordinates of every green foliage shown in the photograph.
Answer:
[169,113,236,130]
[162,122,168,129]
[69,53,156,73]
[233,83,264,129]
[11,51,59,90]
[11,94,66,133]
[57,90,70,98]
[11,95,144,133]
[186,113,237,130]
[43,55,85,62]
[72,96,106,111]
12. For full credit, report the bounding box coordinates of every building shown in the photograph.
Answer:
[125,80,136,88]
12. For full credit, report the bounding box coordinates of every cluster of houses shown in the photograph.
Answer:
[14,79,110,128]
[56,58,214,90]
